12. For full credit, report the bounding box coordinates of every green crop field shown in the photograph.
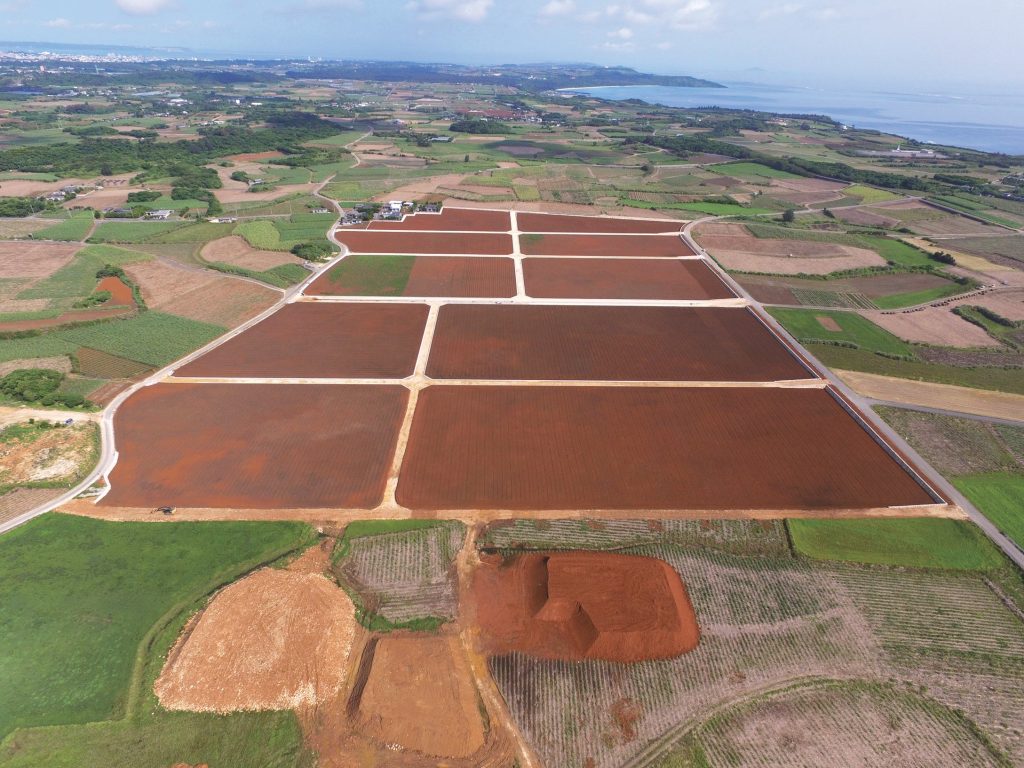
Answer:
[234,219,281,249]
[319,254,414,295]
[677,201,777,215]
[29,212,94,242]
[709,162,800,180]
[0,514,314,760]
[873,282,968,309]
[768,307,913,356]
[953,474,1024,550]
[843,184,900,204]
[89,221,188,244]
[147,221,236,245]
[788,518,1005,570]
[52,312,225,367]
[16,245,150,304]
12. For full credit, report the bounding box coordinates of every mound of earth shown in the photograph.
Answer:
[155,564,356,712]
[354,635,485,758]
[470,552,700,662]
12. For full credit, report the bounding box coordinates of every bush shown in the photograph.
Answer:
[1,369,63,402]
[290,241,333,261]
[929,251,957,265]
[96,264,126,279]
[126,190,161,203]
[781,208,796,223]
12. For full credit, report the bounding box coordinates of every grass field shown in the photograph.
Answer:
[843,184,901,204]
[17,245,150,304]
[768,307,913,356]
[0,514,314,741]
[53,312,225,367]
[29,212,94,242]
[88,221,188,244]
[873,281,967,309]
[787,518,1006,571]
[710,162,800,181]
[953,474,1024,550]
[319,255,414,295]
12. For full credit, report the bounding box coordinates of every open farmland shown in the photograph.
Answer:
[396,386,937,512]
[177,302,428,378]
[102,383,407,509]
[426,306,811,382]
[367,207,510,231]
[307,255,517,298]
[523,258,734,300]
[519,233,694,257]
[335,230,513,254]
[517,212,682,234]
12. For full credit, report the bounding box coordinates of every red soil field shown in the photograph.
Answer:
[97,276,135,306]
[0,276,138,333]
[103,383,407,509]
[426,306,810,382]
[335,231,513,255]
[305,256,516,298]
[177,303,428,378]
[523,257,735,300]
[470,552,699,662]
[517,213,683,234]
[396,386,936,511]
[368,207,511,231]
[519,233,695,257]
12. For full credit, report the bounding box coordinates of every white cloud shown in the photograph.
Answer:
[294,0,363,9]
[602,0,717,31]
[539,0,575,17]
[759,2,802,19]
[114,0,174,14]
[44,17,72,28]
[406,0,493,22]
[815,7,839,20]
[608,26,634,38]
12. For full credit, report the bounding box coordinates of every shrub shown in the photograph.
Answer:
[1,369,63,402]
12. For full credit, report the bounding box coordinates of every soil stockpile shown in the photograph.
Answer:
[396,386,937,511]
[155,567,356,712]
[519,233,695,257]
[177,302,429,378]
[354,635,486,757]
[369,208,511,231]
[470,552,699,662]
[103,383,407,509]
[523,257,734,300]
[335,231,513,255]
[426,306,810,382]
[517,213,682,234]
[306,255,516,298]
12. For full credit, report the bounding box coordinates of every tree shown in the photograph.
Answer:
[781,209,796,223]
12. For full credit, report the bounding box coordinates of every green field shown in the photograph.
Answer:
[676,201,777,216]
[234,220,281,249]
[53,312,225,367]
[768,307,912,356]
[16,245,150,304]
[29,212,94,242]
[89,221,188,244]
[318,254,414,295]
[872,281,967,309]
[204,260,309,288]
[710,162,800,181]
[953,474,1024,549]
[788,518,1005,570]
[0,514,313,744]
[843,184,900,204]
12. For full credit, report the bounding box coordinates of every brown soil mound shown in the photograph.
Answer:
[354,635,486,757]
[155,566,356,712]
[470,552,700,662]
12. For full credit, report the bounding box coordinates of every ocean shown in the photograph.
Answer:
[563,82,1024,155]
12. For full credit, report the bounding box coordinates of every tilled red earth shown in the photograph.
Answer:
[517,213,683,234]
[305,256,516,298]
[335,231,514,255]
[519,233,695,257]
[396,386,936,511]
[103,383,407,509]
[523,257,734,300]
[177,302,428,378]
[368,208,511,231]
[426,306,811,382]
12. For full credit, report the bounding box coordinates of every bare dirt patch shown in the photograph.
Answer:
[523,257,734,300]
[0,241,80,280]
[816,315,842,332]
[155,566,356,712]
[0,422,96,487]
[201,236,297,270]
[335,230,513,255]
[469,552,700,662]
[354,635,486,757]
[520,233,694,258]
[833,207,899,228]
[518,213,681,234]
[368,207,510,232]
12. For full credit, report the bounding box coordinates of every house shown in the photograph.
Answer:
[146,209,173,220]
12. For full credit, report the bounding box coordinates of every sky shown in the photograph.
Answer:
[2,0,1022,90]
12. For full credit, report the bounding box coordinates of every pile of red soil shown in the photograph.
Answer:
[470,551,700,662]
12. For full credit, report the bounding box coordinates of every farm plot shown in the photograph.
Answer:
[306,255,516,298]
[396,386,937,512]
[201,236,298,270]
[75,347,153,379]
[177,302,428,378]
[426,306,811,382]
[335,230,513,255]
[470,551,700,662]
[489,543,1024,768]
[523,258,734,300]
[668,680,1007,768]
[102,383,407,509]
[368,207,510,231]
[334,520,464,625]
[0,241,80,281]
[519,233,694,257]
[517,213,682,234]
[155,565,356,713]
[866,307,1000,348]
